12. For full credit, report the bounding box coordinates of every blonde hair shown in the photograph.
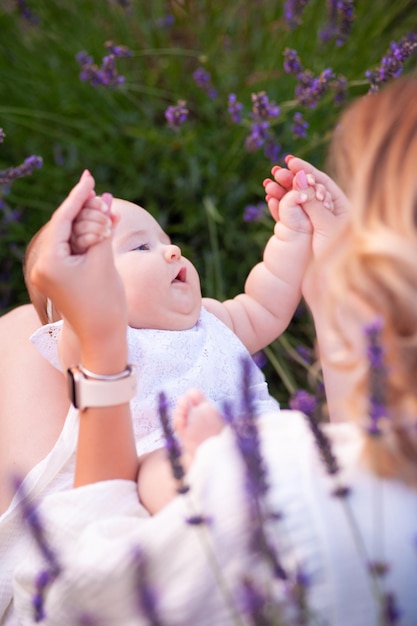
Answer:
[23,223,60,325]
[324,75,417,484]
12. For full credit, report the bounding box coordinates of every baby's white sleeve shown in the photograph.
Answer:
[30,321,63,372]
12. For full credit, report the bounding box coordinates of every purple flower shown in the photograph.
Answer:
[292,111,309,138]
[366,33,417,93]
[319,0,355,46]
[155,14,175,28]
[331,74,348,104]
[243,203,267,222]
[264,139,281,163]
[245,121,270,152]
[157,392,188,493]
[193,67,217,98]
[131,547,163,626]
[295,67,335,108]
[251,91,280,120]
[384,592,402,625]
[252,350,268,369]
[0,155,43,185]
[284,0,310,29]
[104,41,133,58]
[364,317,387,436]
[228,93,243,123]
[165,100,189,130]
[239,577,268,623]
[283,48,304,76]
[76,43,130,88]
[14,0,39,24]
[289,389,317,418]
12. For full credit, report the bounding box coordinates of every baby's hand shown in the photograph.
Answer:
[264,169,333,236]
[70,193,114,255]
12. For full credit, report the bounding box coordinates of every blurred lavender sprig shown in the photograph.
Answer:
[283,48,348,107]
[165,100,189,130]
[364,317,387,436]
[131,547,164,626]
[292,111,309,138]
[243,202,267,223]
[0,155,43,185]
[14,0,39,24]
[76,41,132,88]
[193,67,217,98]
[14,477,61,622]
[245,92,281,161]
[366,33,417,93]
[284,0,310,29]
[228,93,243,124]
[320,0,355,46]
[157,391,189,493]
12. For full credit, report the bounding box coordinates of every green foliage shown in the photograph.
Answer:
[1,0,416,404]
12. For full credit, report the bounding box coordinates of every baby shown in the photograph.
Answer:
[26,169,333,513]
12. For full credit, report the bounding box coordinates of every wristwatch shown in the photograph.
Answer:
[67,364,137,411]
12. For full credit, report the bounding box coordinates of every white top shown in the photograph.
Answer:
[12,412,417,625]
[30,307,279,455]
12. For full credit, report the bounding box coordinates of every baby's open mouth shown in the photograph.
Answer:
[173,267,187,283]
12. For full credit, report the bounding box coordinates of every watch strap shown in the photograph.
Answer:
[68,365,137,411]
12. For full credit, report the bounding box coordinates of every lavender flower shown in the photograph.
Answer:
[283,48,304,76]
[364,317,387,436]
[228,93,243,124]
[157,392,189,493]
[319,0,355,46]
[295,67,335,108]
[284,0,310,29]
[251,91,280,120]
[289,389,317,418]
[292,111,309,138]
[0,155,43,185]
[366,33,417,93]
[14,477,61,576]
[193,67,217,98]
[243,202,267,222]
[383,592,402,625]
[165,100,189,130]
[264,139,281,163]
[239,577,270,625]
[155,14,175,28]
[76,42,131,88]
[14,0,39,24]
[331,74,348,104]
[104,40,133,58]
[245,121,271,153]
[131,547,163,626]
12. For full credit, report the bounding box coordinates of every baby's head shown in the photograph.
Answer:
[110,198,202,331]
[25,197,203,331]
[24,223,59,325]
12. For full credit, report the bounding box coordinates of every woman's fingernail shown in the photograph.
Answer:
[271,165,281,175]
[263,178,272,187]
[295,169,308,190]
[284,155,294,164]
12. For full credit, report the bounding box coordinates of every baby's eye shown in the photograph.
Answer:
[134,243,151,251]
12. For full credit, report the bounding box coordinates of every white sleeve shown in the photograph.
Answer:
[12,428,256,626]
[13,412,323,626]
[30,321,63,371]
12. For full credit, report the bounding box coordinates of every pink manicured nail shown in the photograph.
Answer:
[295,170,308,190]
[263,178,272,187]
[284,155,294,164]
[101,192,113,212]
[271,165,281,175]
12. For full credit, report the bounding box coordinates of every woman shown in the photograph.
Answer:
[11,76,417,625]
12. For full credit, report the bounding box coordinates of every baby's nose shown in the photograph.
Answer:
[164,244,181,262]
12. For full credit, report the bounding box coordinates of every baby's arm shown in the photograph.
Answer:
[203,170,331,354]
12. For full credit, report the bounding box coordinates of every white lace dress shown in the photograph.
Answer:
[31,307,279,456]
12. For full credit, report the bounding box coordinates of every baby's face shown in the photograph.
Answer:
[111,199,202,330]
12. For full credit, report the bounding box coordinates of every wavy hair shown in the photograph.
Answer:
[324,75,417,484]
